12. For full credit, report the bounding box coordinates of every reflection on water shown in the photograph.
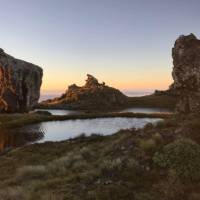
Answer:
[32,117,161,142]
[120,107,173,113]
[0,125,44,153]
[0,117,161,153]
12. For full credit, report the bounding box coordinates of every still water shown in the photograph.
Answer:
[120,107,173,113]
[0,117,161,152]
[37,117,161,142]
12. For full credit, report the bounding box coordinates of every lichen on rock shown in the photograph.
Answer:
[0,49,43,112]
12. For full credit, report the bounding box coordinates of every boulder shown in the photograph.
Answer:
[0,49,43,112]
[171,34,200,113]
[40,74,128,110]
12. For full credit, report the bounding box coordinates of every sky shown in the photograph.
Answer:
[0,0,200,95]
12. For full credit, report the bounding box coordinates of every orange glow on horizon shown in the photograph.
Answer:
[41,62,173,95]
[41,76,172,94]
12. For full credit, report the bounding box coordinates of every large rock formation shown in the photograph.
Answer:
[40,74,128,110]
[172,33,200,113]
[0,49,43,112]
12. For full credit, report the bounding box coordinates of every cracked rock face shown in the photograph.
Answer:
[0,49,43,112]
[172,34,200,113]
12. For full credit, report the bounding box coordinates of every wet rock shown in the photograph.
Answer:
[0,49,43,112]
[172,34,200,113]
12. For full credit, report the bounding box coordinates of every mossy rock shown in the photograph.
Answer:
[153,138,200,181]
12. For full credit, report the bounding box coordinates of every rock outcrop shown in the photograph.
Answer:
[154,84,177,97]
[172,33,200,113]
[40,74,128,110]
[0,49,43,112]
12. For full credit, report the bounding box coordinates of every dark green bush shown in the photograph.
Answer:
[139,139,156,152]
[153,138,200,181]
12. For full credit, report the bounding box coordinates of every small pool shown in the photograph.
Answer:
[0,117,161,153]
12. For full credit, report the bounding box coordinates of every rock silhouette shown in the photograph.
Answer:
[40,74,127,110]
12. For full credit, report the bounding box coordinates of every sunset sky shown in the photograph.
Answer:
[0,0,200,95]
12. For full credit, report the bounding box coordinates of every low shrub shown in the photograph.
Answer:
[139,139,156,152]
[153,138,200,181]
[155,118,177,128]
[152,132,162,143]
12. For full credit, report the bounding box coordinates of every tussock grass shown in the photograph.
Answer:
[0,187,28,200]
[100,158,123,172]
[16,165,47,182]
[127,94,176,109]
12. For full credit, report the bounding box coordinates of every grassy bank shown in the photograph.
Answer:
[127,94,177,109]
[0,115,200,199]
[0,112,173,129]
